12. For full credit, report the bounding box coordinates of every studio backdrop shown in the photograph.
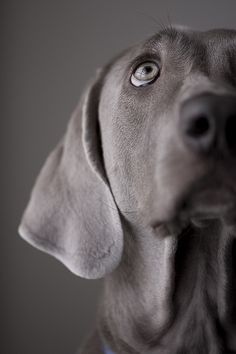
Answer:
[2,1,236,353]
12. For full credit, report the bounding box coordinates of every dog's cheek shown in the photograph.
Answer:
[99,114,153,215]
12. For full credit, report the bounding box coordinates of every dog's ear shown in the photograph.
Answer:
[18,68,124,279]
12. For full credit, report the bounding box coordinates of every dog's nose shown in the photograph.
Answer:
[180,93,236,156]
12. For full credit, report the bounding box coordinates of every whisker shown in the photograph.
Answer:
[132,10,175,35]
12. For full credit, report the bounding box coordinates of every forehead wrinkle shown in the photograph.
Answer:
[144,29,200,60]
[144,30,208,76]
[203,30,236,56]
[144,26,180,47]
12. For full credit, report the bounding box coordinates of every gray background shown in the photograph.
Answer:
[2,0,236,353]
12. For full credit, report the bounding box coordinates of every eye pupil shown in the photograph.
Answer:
[145,66,153,73]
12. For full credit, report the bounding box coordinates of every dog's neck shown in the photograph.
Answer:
[99,218,236,353]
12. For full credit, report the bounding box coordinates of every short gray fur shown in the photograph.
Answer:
[19,27,236,353]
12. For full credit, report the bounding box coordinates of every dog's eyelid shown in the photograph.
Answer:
[129,52,161,70]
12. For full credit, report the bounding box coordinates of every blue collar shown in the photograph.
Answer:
[103,345,115,354]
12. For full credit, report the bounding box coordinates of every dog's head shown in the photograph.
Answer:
[19,27,236,279]
[100,27,236,231]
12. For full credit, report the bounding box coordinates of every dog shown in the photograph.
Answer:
[19,26,236,353]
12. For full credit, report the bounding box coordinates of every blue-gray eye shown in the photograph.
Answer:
[131,61,160,87]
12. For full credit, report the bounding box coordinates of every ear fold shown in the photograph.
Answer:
[18,69,124,279]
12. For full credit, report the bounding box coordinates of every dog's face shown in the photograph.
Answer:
[19,27,236,279]
[99,27,236,231]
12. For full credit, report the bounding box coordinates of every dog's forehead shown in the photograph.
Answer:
[104,27,236,85]
[112,27,236,68]
[144,27,236,52]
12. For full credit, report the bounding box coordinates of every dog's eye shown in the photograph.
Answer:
[131,61,160,87]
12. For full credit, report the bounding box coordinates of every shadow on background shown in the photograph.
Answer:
[2,0,236,353]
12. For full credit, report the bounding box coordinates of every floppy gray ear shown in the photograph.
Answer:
[18,69,124,279]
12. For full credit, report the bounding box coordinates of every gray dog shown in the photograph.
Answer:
[19,27,236,354]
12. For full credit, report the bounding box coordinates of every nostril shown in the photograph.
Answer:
[186,115,210,138]
[225,115,236,152]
